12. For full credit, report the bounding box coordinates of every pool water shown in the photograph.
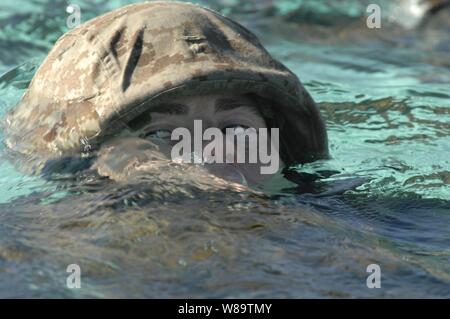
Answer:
[0,0,449,298]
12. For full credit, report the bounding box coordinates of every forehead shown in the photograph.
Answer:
[149,94,258,115]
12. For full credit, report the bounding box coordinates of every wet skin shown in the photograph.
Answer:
[119,94,284,185]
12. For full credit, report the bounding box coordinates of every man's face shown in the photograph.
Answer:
[127,94,283,185]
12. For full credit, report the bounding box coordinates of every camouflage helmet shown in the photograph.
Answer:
[3,1,328,174]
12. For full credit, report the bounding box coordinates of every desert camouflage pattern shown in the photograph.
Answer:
[3,1,328,174]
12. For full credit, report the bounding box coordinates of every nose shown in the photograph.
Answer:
[204,163,247,185]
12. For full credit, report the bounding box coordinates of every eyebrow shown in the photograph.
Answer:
[215,98,253,113]
[148,103,188,115]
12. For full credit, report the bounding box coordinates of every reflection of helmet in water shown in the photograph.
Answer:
[3,1,328,174]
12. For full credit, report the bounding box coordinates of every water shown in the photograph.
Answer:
[0,0,449,298]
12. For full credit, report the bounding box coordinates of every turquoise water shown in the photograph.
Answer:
[0,0,449,298]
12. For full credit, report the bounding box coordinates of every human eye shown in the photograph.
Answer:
[222,124,249,135]
[145,129,172,140]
